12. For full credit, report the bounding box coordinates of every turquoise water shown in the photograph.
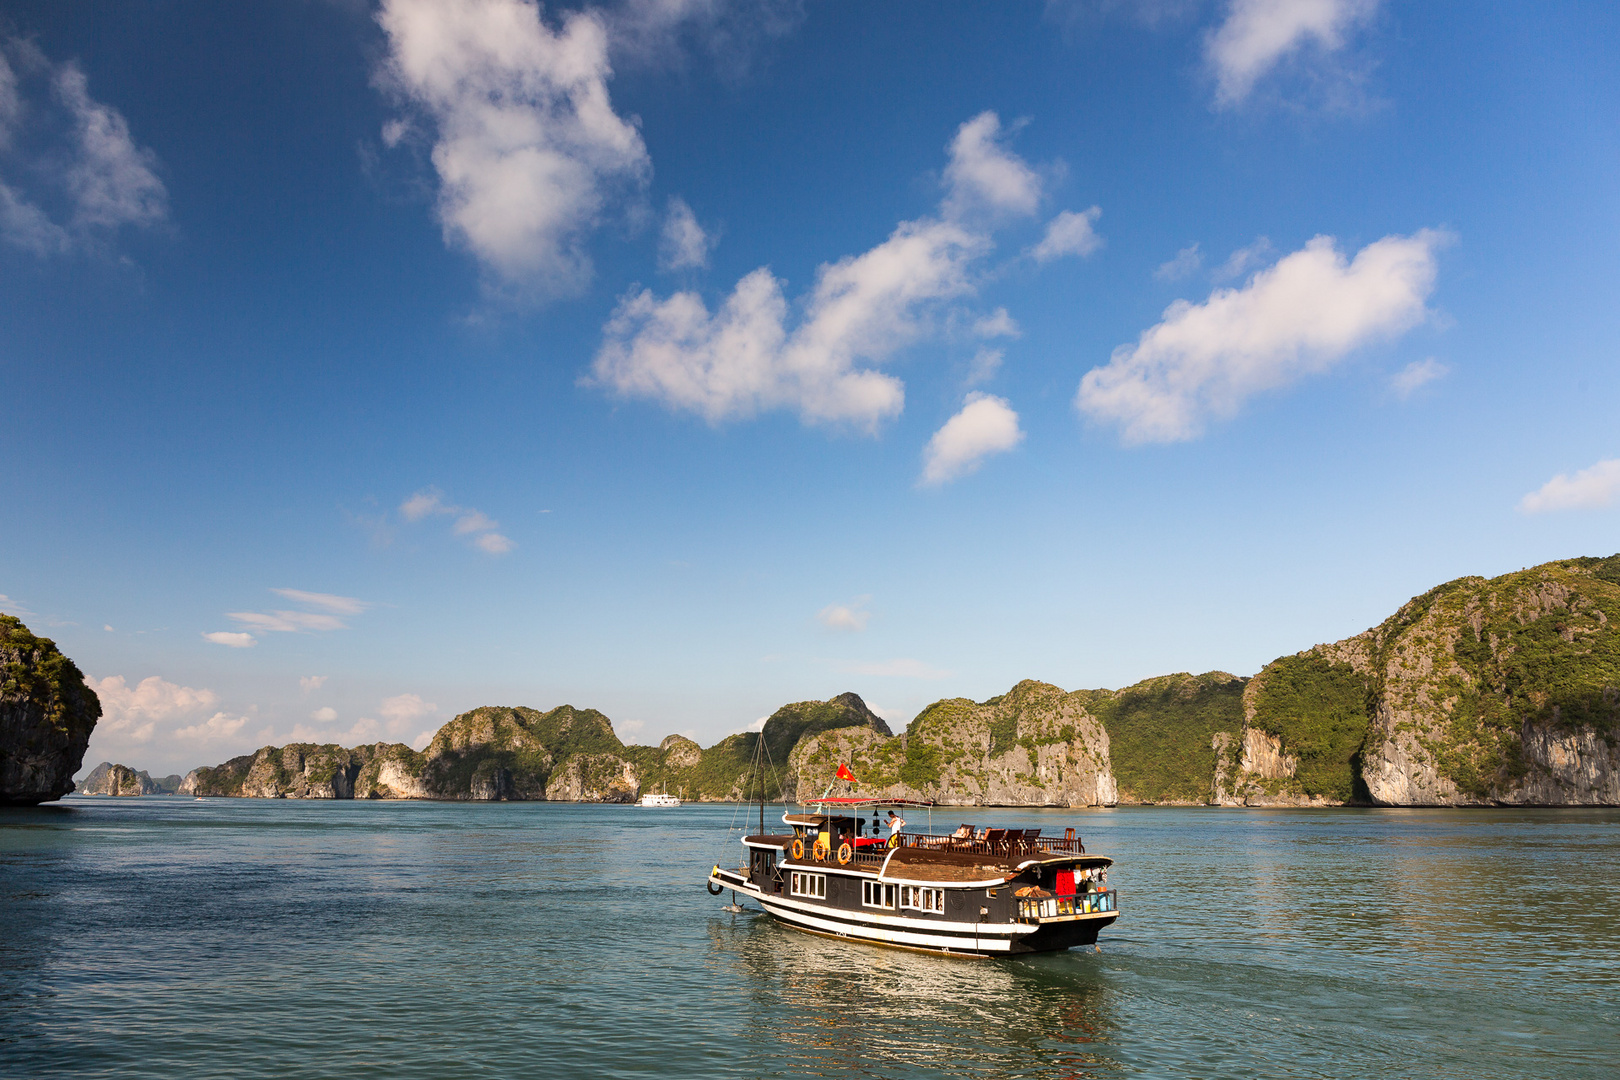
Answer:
[2,799,1616,1079]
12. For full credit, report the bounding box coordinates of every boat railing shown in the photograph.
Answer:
[1017,888,1116,921]
[892,828,1086,857]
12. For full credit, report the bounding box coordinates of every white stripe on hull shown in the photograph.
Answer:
[759,896,1017,954]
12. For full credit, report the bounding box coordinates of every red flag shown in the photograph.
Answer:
[836,762,856,783]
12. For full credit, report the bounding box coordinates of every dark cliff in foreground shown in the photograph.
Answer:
[176,553,1620,807]
[1,614,101,805]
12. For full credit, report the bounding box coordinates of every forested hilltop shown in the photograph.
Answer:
[176,554,1620,806]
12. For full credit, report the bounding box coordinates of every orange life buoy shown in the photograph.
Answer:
[790,837,805,860]
[812,839,829,862]
[836,842,852,865]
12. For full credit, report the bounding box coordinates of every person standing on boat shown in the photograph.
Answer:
[886,810,906,838]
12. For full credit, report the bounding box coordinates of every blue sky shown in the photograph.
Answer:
[1,1,1617,777]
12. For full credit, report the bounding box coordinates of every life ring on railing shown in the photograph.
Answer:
[790,838,805,860]
[836,841,852,865]
[812,839,829,862]
[707,866,725,895]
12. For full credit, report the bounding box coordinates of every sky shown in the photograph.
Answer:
[1,0,1617,778]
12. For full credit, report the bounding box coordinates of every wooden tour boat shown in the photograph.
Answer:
[706,793,1118,957]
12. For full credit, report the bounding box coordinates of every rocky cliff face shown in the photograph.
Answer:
[184,704,643,801]
[787,681,1116,807]
[78,761,163,796]
[1213,555,1620,807]
[1,614,100,805]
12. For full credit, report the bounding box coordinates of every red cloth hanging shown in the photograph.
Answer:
[1055,869,1076,897]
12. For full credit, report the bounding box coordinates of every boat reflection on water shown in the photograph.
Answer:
[704,910,1121,1079]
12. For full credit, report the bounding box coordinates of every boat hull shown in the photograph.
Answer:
[711,867,1116,958]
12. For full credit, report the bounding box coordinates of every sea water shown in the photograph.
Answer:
[2,799,1616,1079]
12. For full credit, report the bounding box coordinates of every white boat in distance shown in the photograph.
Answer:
[637,789,681,807]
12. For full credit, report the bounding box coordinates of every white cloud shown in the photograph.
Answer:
[658,195,711,270]
[311,706,339,722]
[966,347,1004,386]
[202,631,257,648]
[943,111,1041,219]
[0,41,165,255]
[172,711,251,743]
[1076,229,1445,444]
[972,307,1020,339]
[453,510,498,535]
[54,63,167,230]
[1155,243,1202,281]
[400,487,513,553]
[380,693,437,723]
[744,715,768,732]
[592,113,1042,430]
[290,717,383,745]
[92,675,219,742]
[1391,357,1448,399]
[840,658,952,680]
[604,0,805,73]
[0,182,71,255]
[270,589,370,615]
[300,675,328,693]
[0,593,35,617]
[817,596,872,633]
[228,610,347,634]
[375,0,649,293]
[1206,0,1380,107]
[920,393,1024,486]
[380,693,438,737]
[103,624,115,632]
[1030,207,1103,262]
[400,487,450,521]
[412,730,435,750]
[1213,236,1274,282]
[1519,459,1620,515]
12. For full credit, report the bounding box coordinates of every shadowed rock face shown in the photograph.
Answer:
[1,614,101,805]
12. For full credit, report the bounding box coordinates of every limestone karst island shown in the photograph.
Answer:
[5,554,1619,808]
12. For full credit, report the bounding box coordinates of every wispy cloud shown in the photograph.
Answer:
[1390,357,1448,399]
[0,39,167,256]
[1155,243,1202,282]
[270,589,370,615]
[227,610,347,634]
[920,393,1024,486]
[591,111,1047,431]
[1077,229,1446,444]
[310,706,339,723]
[971,307,1020,339]
[1206,0,1380,108]
[399,487,516,554]
[0,593,36,618]
[840,658,952,680]
[209,588,373,648]
[658,195,713,271]
[1029,207,1103,262]
[1518,459,1620,514]
[1212,236,1274,282]
[817,596,872,632]
[300,675,328,693]
[202,631,256,648]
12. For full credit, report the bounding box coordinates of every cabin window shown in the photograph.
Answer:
[790,872,826,899]
[861,881,896,909]
[900,886,944,913]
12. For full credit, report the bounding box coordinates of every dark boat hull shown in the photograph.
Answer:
[712,866,1117,957]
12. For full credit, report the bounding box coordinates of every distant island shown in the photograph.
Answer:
[174,554,1620,808]
[5,555,1618,808]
